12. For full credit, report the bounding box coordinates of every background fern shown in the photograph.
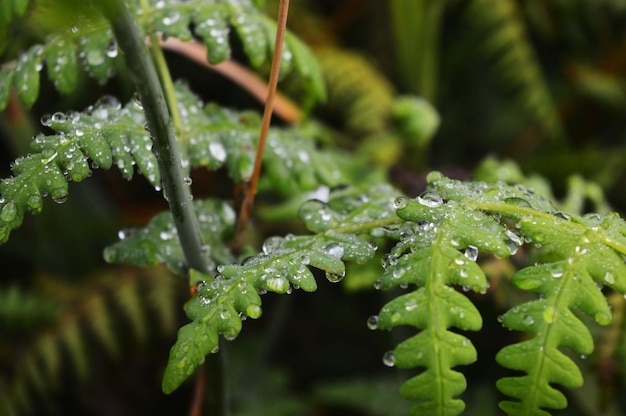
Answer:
[0,0,324,110]
[0,266,180,415]
[3,0,626,415]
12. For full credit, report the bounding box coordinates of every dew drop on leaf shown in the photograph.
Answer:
[0,201,17,222]
[604,271,616,285]
[325,270,345,283]
[106,40,119,58]
[393,196,408,209]
[417,191,443,208]
[51,189,68,204]
[464,245,478,261]
[324,243,344,258]
[550,265,563,279]
[40,114,52,126]
[367,315,379,330]
[382,351,395,367]
[262,236,283,255]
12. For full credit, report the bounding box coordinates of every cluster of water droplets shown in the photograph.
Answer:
[77,30,117,82]
[299,199,339,233]
[194,9,231,62]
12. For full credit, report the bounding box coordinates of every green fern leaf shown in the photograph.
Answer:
[61,318,89,380]
[14,44,43,108]
[179,85,343,191]
[413,172,626,414]
[0,0,325,109]
[494,212,626,414]
[85,295,119,357]
[0,67,14,110]
[466,0,562,139]
[162,185,399,394]
[43,37,80,94]
[0,82,338,245]
[0,0,30,24]
[376,189,513,415]
[104,199,236,274]
[0,92,163,244]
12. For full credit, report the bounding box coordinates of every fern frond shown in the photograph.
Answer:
[377,185,514,415]
[104,198,236,274]
[1,267,180,414]
[0,0,324,109]
[0,95,159,244]
[494,211,626,414]
[466,0,562,139]
[0,285,59,331]
[315,47,395,136]
[415,172,626,414]
[0,0,30,25]
[0,83,339,245]
[161,184,400,394]
[475,157,612,215]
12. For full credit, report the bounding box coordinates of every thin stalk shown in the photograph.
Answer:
[233,0,290,250]
[139,0,185,139]
[149,34,186,135]
[99,0,210,274]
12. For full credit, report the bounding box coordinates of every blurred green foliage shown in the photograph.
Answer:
[1,0,626,415]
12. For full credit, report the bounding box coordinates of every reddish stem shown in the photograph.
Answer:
[233,0,291,250]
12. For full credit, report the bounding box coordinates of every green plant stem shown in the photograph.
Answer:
[149,34,186,136]
[98,0,210,275]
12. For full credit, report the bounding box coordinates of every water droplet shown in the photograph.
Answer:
[393,197,408,209]
[382,351,395,367]
[40,114,52,126]
[96,95,121,109]
[523,315,535,326]
[367,315,379,330]
[417,191,443,208]
[51,112,67,123]
[382,253,398,269]
[220,309,231,321]
[51,189,68,204]
[464,246,478,261]
[373,279,382,290]
[262,236,283,255]
[183,177,192,186]
[550,265,564,279]
[497,314,504,323]
[0,201,17,222]
[133,93,143,109]
[106,40,119,58]
[325,270,345,283]
[209,141,226,162]
[604,271,616,285]
[325,243,344,258]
